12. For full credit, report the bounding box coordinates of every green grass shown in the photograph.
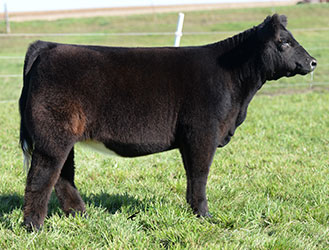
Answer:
[0,4,328,249]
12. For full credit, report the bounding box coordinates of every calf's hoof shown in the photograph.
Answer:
[65,209,87,218]
[23,217,43,232]
[195,210,212,218]
[191,201,210,218]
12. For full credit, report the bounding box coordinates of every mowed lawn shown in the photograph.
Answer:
[0,4,328,249]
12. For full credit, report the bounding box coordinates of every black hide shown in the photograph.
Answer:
[19,14,316,230]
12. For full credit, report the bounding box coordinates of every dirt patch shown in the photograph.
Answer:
[3,1,298,22]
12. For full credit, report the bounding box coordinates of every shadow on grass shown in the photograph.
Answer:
[0,193,24,230]
[0,191,143,216]
[0,193,23,217]
[0,191,144,230]
[47,191,145,218]
[82,192,145,215]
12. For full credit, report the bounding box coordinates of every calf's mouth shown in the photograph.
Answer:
[294,58,317,75]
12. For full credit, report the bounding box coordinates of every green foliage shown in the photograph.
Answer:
[0,4,328,249]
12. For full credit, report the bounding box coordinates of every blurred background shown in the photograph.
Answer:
[3,0,317,12]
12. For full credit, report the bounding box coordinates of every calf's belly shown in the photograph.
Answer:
[78,139,176,158]
[78,140,120,157]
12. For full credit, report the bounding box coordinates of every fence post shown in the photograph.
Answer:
[174,12,184,47]
[4,3,10,33]
[310,71,314,88]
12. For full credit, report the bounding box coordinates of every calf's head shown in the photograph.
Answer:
[258,14,317,80]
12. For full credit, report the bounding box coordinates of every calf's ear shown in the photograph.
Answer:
[257,14,281,42]
[279,15,287,27]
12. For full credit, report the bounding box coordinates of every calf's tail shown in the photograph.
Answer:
[19,40,56,172]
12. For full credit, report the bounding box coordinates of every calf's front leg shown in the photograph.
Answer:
[180,136,217,217]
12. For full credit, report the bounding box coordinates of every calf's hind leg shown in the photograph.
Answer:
[23,146,71,230]
[54,147,86,216]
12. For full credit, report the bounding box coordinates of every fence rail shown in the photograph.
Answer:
[0,26,328,38]
[0,74,21,77]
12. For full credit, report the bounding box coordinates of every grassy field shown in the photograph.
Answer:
[0,4,328,249]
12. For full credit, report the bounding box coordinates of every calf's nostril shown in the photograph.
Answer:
[310,59,317,68]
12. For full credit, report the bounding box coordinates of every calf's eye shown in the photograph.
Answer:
[278,40,290,50]
[282,42,290,48]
